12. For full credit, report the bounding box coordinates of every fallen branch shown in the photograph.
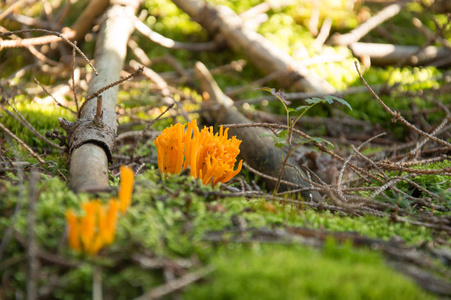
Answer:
[172,0,334,93]
[328,3,403,46]
[349,42,450,66]
[60,1,140,192]
[134,18,219,51]
[0,0,108,48]
[0,28,97,74]
[195,61,321,200]
[134,265,214,300]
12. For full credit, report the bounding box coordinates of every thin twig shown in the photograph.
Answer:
[71,45,79,112]
[351,144,388,179]
[337,132,387,194]
[0,122,45,163]
[79,67,144,117]
[0,100,64,150]
[225,122,381,183]
[130,104,174,161]
[93,265,103,300]
[33,78,76,114]
[0,29,97,75]
[0,136,26,261]
[0,25,60,66]
[26,169,40,300]
[354,61,451,149]
[134,18,219,51]
[377,161,451,175]
[0,0,32,22]
[133,265,215,300]
[243,162,299,188]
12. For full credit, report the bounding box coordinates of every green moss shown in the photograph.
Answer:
[0,167,442,298]
[1,101,75,149]
[185,243,434,300]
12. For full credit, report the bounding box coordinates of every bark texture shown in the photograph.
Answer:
[62,1,139,192]
[172,0,335,93]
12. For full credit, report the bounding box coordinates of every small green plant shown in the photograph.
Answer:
[256,87,352,193]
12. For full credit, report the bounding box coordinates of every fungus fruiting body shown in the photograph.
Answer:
[154,119,243,185]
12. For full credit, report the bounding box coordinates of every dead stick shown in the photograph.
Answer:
[0,29,97,74]
[349,42,450,66]
[71,45,79,112]
[354,61,451,148]
[328,3,403,46]
[0,0,31,22]
[0,101,64,150]
[134,18,218,51]
[33,78,76,114]
[94,95,103,121]
[172,0,334,93]
[133,265,214,300]
[26,170,40,300]
[68,1,140,192]
[0,122,45,163]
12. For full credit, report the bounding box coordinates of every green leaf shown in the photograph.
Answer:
[325,95,353,111]
[324,97,334,104]
[277,130,288,139]
[306,136,335,148]
[275,142,285,149]
[288,106,309,112]
[305,97,323,105]
[260,133,287,148]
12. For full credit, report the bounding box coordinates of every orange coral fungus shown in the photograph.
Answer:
[65,199,119,255]
[154,119,243,185]
[65,165,134,255]
[118,165,134,214]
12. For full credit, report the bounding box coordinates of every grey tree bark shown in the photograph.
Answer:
[60,1,140,192]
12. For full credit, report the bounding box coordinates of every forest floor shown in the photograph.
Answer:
[1,0,451,299]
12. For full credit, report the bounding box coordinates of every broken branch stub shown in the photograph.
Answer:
[172,0,335,93]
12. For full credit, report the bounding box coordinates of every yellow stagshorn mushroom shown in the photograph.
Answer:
[65,165,134,255]
[154,119,243,185]
[65,199,119,255]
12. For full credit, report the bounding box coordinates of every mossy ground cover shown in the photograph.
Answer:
[0,171,438,298]
[1,0,450,298]
[186,243,434,300]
